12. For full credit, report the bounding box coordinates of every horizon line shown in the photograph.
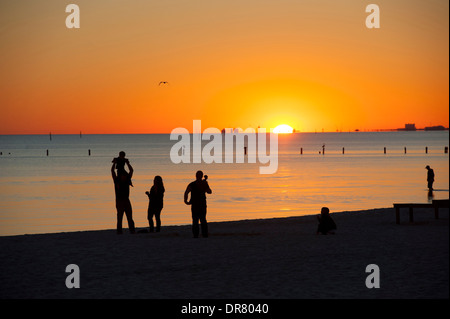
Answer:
[1,128,449,136]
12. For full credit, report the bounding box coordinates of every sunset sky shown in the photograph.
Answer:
[0,0,448,134]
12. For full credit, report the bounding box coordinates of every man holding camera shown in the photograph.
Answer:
[184,170,212,238]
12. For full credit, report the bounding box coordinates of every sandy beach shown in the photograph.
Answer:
[0,207,448,300]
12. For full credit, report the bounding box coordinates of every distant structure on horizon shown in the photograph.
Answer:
[424,125,446,131]
[397,123,417,131]
[397,123,448,131]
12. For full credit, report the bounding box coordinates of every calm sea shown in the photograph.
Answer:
[0,131,448,236]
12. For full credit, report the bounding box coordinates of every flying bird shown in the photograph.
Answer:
[159,81,169,86]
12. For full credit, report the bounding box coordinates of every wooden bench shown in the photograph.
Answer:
[394,199,449,224]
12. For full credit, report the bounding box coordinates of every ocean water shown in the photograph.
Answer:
[0,131,448,236]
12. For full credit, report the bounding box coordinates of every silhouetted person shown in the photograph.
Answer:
[111,159,135,234]
[112,151,126,172]
[184,171,212,238]
[112,151,134,185]
[426,165,435,191]
[316,207,336,235]
[146,176,165,232]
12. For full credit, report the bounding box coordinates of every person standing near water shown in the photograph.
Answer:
[111,155,135,234]
[184,171,212,238]
[146,176,165,232]
[426,165,435,191]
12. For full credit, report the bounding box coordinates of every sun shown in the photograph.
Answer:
[273,124,294,134]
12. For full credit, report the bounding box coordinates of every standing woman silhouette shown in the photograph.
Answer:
[146,176,165,232]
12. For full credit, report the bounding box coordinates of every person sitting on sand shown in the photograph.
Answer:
[145,176,165,233]
[316,207,336,235]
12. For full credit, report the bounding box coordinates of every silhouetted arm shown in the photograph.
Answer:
[145,186,153,198]
[205,181,212,194]
[184,185,191,205]
[111,163,116,180]
[126,160,133,178]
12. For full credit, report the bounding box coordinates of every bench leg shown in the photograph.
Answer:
[409,207,414,223]
[396,207,400,224]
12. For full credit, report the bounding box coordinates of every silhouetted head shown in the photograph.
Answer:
[153,175,165,193]
[196,170,204,180]
[154,175,162,184]
[321,207,330,216]
[119,151,126,159]
[425,165,430,170]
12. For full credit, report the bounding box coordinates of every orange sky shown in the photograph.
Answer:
[0,0,448,134]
